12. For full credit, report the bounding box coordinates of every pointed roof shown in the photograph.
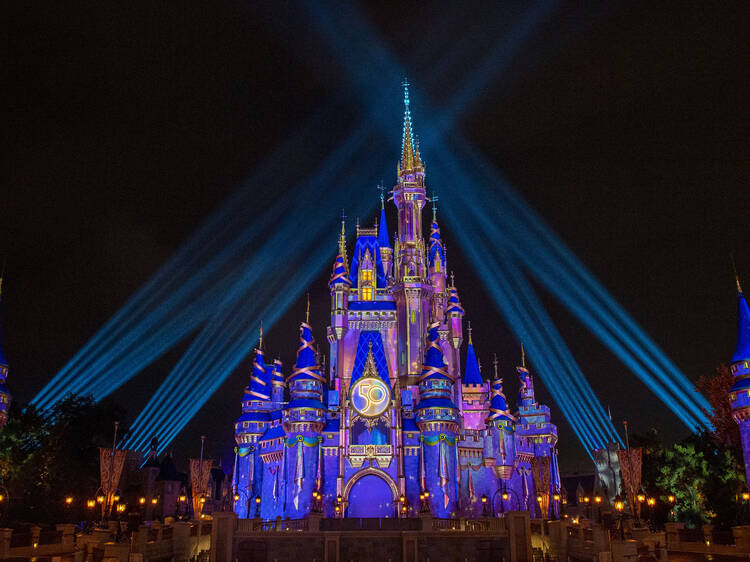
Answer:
[271,359,285,388]
[378,205,391,249]
[732,277,750,363]
[419,322,451,382]
[463,324,483,385]
[428,218,445,269]
[445,276,465,315]
[246,347,271,401]
[487,377,514,423]
[400,79,416,171]
[287,322,325,384]
[329,220,352,289]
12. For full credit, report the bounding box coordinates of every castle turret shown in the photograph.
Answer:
[233,333,271,517]
[461,326,489,430]
[445,276,465,350]
[484,356,515,479]
[271,359,285,405]
[416,322,459,516]
[0,276,11,428]
[729,275,750,487]
[283,318,326,517]
[428,203,447,319]
[378,194,393,280]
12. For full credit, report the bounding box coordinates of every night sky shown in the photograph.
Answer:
[4,1,749,473]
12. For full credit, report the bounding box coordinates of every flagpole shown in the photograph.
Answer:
[198,435,206,516]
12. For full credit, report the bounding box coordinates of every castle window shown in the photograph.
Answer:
[362,287,374,301]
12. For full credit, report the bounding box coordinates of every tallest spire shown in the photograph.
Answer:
[400,78,416,171]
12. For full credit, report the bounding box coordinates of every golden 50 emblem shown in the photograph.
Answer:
[351,378,390,417]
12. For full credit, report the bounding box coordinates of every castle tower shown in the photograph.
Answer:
[428,203,447,317]
[392,80,432,380]
[416,322,459,517]
[378,193,393,281]
[0,276,10,428]
[484,356,516,478]
[283,319,326,518]
[233,334,272,518]
[729,275,750,487]
[271,359,285,405]
[461,325,489,430]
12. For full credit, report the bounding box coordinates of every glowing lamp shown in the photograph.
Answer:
[401,505,407,513]
[399,494,405,503]
[647,498,656,506]
[199,496,205,504]
[255,496,261,505]
[481,494,487,504]
[637,494,645,503]
[537,495,543,503]
[583,497,590,503]
[151,497,158,505]
[335,505,340,513]
[336,495,342,504]
[743,492,750,501]
[113,494,120,502]
[502,492,509,501]
[562,498,568,504]
[419,493,425,500]
[0,494,4,502]
[667,495,675,503]
[594,496,602,504]
[139,497,146,505]
[234,493,240,502]
[117,504,126,513]
[65,496,74,505]
[553,494,560,501]
[614,501,624,512]
[97,495,105,504]
[179,494,187,502]
[87,500,96,508]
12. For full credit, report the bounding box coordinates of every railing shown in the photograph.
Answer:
[433,518,461,530]
[322,518,420,531]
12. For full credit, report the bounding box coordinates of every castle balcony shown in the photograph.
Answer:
[347,443,392,468]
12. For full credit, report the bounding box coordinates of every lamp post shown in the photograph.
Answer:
[254,496,261,518]
[614,496,625,540]
[481,494,488,517]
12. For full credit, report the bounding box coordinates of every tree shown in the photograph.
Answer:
[697,364,741,451]
[0,394,128,526]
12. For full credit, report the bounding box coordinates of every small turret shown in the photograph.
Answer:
[445,273,465,349]
[484,355,516,478]
[329,217,351,342]
[284,318,326,432]
[461,324,489,430]
[428,198,447,319]
[377,187,393,280]
[416,322,458,427]
[729,274,750,487]
[271,359,285,404]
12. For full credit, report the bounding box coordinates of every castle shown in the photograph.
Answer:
[231,84,562,520]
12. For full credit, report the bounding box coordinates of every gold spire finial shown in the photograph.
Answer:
[732,254,743,294]
[521,343,526,368]
[339,209,347,259]
[493,353,499,379]
[467,321,473,345]
[450,271,455,287]
[258,321,263,350]
[377,182,386,210]
[431,192,439,221]
[305,292,310,324]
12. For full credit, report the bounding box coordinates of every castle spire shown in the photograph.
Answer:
[732,273,750,363]
[400,78,416,171]
[463,322,483,386]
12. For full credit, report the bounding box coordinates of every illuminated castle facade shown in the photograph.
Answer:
[232,85,561,520]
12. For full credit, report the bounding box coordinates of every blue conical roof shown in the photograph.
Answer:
[445,285,464,315]
[428,220,445,268]
[271,359,285,387]
[463,340,483,385]
[378,207,391,249]
[246,348,271,401]
[288,323,325,383]
[732,290,750,363]
[420,323,450,382]
[329,253,352,288]
[487,378,514,423]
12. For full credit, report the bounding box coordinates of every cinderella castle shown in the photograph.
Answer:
[230,84,562,521]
